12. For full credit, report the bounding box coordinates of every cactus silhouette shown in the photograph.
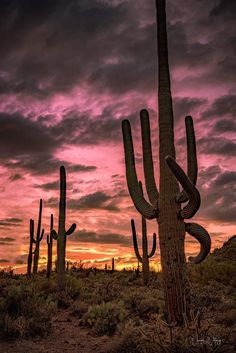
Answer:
[46,214,54,279]
[111,257,115,272]
[27,219,36,277]
[51,166,76,289]
[31,199,44,274]
[131,182,156,285]
[122,0,211,323]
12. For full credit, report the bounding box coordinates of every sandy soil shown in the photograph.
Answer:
[0,310,115,353]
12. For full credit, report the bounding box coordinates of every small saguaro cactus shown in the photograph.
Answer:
[131,182,157,285]
[51,166,76,289]
[121,0,211,324]
[46,214,54,279]
[111,257,115,272]
[31,199,44,274]
[27,219,36,277]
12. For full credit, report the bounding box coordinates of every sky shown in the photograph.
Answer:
[0,0,235,272]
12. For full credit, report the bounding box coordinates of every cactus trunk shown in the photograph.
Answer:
[156,0,187,323]
[141,215,149,285]
[57,166,66,289]
[46,214,54,279]
[51,166,76,290]
[33,199,44,274]
[27,219,34,277]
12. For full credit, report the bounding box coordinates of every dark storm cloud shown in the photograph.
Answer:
[9,173,24,181]
[210,0,236,19]
[213,120,236,133]
[0,237,16,245]
[0,0,157,97]
[201,95,236,120]
[198,137,236,156]
[0,0,235,100]
[173,97,206,122]
[0,218,22,227]
[70,228,131,247]
[68,191,119,211]
[0,111,97,174]
[198,167,236,223]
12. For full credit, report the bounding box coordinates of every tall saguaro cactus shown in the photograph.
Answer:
[51,166,76,289]
[46,214,54,279]
[122,0,211,324]
[27,220,36,277]
[32,199,44,274]
[131,182,157,285]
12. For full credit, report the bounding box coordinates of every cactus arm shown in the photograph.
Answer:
[51,229,58,240]
[32,248,37,255]
[36,198,43,240]
[177,116,198,203]
[122,119,159,220]
[39,229,44,242]
[30,219,36,243]
[140,109,159,206]
[148,233,157,258]
[131,219,143,263]
[165,155,200,219]
[66,223,76,236]
[185,222,211,264]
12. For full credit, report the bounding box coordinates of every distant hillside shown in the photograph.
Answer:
[212,235,236,261]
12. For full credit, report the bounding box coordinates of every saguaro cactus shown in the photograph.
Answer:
[46,214,54,279]
[27,219,36,277]
[111,257,115,272]
[51,166,76,289]
[122,0,211,324]
[131,182,156,285]
[32,199,44,274]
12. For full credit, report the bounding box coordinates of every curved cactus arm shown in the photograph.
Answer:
[131,219,143,263]
[165,155,200,219]
[30,219,36,244]
[39,229,44,242]
[177,116,198,203]
[66,223,76,236]
[140,109,159,207]
[148,233,157,258]
[51,229,58,240]
[32,248,37,255]
[122,119,159,220]
[185,222,211,264]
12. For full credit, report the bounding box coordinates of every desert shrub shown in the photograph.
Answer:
[70,301,89,318]
[189,258,236,288]
[48,291,72,309]
[122,289,145,313]
[95,278,121,303]
[136,297,160,319]
[215,309,236,327]
[82,301,126,336]
[32,277,57,297]
[110,318,236,353]
[65,275,82,299]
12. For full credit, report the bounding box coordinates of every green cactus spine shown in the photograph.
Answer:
[46,214,54,279]
[131,182,156,285]
[122,0,211,323]
[51,166,76,289]
[31,199,44,274]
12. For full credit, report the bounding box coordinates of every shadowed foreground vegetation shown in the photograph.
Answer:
[0,237,235,353]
